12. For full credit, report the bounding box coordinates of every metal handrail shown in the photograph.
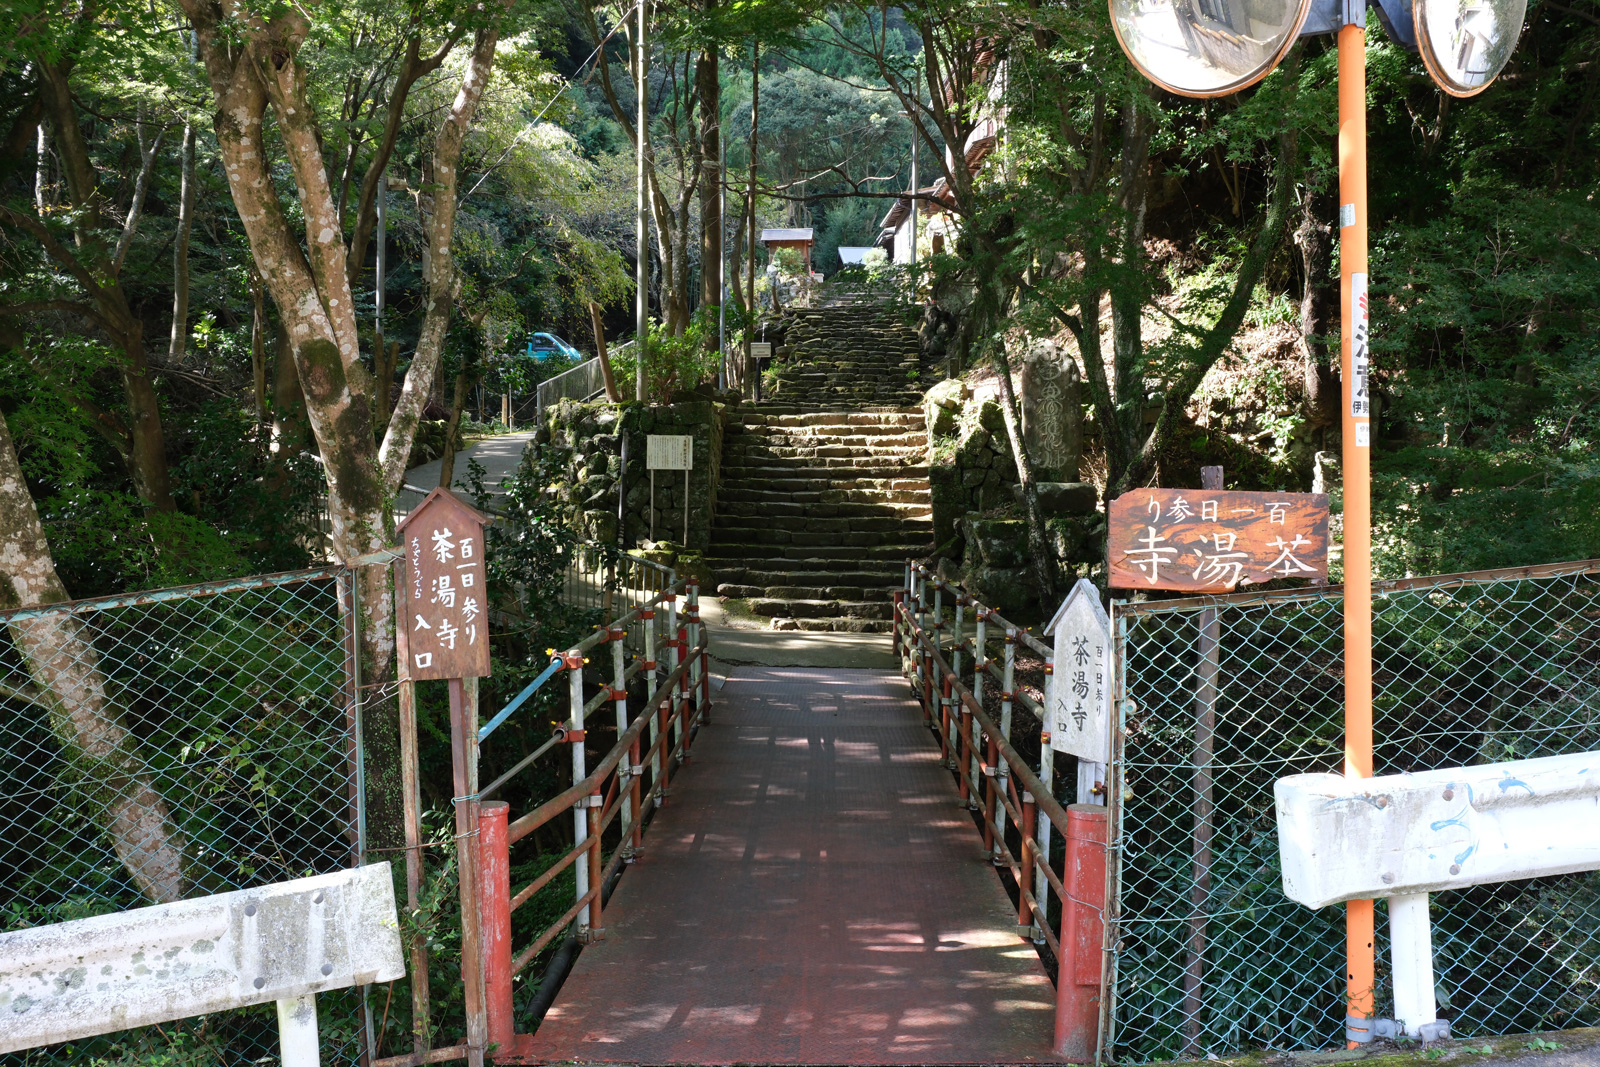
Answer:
[474,575,713,1054]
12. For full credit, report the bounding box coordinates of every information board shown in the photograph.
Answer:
[646,434,694,471]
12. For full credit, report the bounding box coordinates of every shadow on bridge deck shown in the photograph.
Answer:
[509,666,1059,1065]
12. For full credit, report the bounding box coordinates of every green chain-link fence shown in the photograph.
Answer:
[0,567,370,1067]
[1107,560,1600,1062]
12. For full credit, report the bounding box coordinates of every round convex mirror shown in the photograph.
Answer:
[1414,0,1525,96]
[1110,0,1313,97]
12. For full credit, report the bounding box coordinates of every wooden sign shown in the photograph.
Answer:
[1108,488,1330,592]
[1044,578,1112,764]
[646,434,693,470]
[396,488,491,679]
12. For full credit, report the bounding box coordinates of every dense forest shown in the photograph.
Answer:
[2,0,1595,605]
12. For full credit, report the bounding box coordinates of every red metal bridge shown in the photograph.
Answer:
[432,573,1102,1067]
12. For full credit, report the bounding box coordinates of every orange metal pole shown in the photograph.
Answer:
[1338,17,1376,1044]
[476,801,514,1053]
[1054,804,1109,1062]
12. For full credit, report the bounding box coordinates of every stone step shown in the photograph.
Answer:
[717,487,930,507]
[726,432,928,449]
[726,422,921,439]
[708,543,928,562]
[745,598,895,621]
[707,528,930,549]
[718,582,899,600]
[716,508,932,531]
[744,410,922,425]
[713,522,930,543]
[771,617,896,634]
[706,562,906,582]
[720,456,926,473]
[715,474,929,493]
[720,463,930,481]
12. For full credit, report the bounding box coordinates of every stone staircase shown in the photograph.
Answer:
[708,303,933,632]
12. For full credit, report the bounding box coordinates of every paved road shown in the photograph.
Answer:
[517,666,1058,1065]
[398,431,536,514]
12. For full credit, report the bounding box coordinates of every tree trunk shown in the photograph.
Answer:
[249,267,268,426]
[746,39,759,395]
[437,365,472,490]
[1295,184,1339,431]
[183,0,506,856]
[986,338,1061,606]
[168,120,197,365]
[0,403,186,904]
[28,58,176,513]
[591,301,622,402]
[696,9,721,331]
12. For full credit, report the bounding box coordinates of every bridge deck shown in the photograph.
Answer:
[514,666,1058,1065]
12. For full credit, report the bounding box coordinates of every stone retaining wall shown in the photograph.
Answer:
[537,398,727,551]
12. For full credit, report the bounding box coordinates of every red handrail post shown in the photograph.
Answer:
[587,793,605,940]
[983,735,999,855]
[678,626,692,759]
[629,735,644,852]
[477,800,514,1054]
[1054,803,1109,1062]
[939,675,953,765]
[1019,791,1037,929]
[957,699,973,805]
[892,591,904,656]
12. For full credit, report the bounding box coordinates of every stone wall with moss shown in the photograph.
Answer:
[536,398,726,551]
[922,378,1107,618]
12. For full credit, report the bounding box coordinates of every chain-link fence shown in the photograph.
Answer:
[1107,560,1600,1062]
[0,567,369,1066]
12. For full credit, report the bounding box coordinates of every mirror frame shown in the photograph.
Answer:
[1109,0,1316,98]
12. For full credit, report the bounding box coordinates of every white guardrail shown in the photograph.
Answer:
[1276,751,1600,1042]
[0,864,405,1065]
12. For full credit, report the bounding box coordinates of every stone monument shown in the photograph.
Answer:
[1020,341,1082,482]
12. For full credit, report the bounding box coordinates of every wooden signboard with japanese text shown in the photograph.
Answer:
[396,488,491,680]
[1108,488,1330,592]
[1045,579,1112,764]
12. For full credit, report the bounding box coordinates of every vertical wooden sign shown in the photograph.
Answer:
[1044,578,1112,765]
[396,488,492,680]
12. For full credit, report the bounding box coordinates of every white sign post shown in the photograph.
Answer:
[646,434,694,545]
[1044,578,1111,803]
[0,864,405,1065]
[1277,751,1600,1040]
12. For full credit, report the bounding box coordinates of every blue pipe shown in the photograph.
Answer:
[478,657,564,742]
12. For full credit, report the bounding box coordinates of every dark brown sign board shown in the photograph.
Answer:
[396,487,492,680]
[1108,488,1330,592]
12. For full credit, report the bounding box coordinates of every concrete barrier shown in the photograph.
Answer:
[1276,751,1600,1041]
[0,863,405,1064]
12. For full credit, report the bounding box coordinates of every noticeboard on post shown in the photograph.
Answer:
[396,488,492,680]
[1107,488,1330,593]
[647,434,693,471]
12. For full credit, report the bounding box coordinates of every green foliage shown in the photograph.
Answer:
[609,314,722,405]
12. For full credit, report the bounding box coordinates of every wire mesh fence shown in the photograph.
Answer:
[0,567,368,1066]
[1108,560,1600,1062]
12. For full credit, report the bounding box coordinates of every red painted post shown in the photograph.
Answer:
[678,626,692,759]
[629,736,643,852]
[939,675,953,765]
[983,735,999,855]
[1055,804,1110,1063]
[1019,791,1037,929]
[476,800,513,1054]
[892,591,904,655]
[587,793,604,939]
[957,700,973,805]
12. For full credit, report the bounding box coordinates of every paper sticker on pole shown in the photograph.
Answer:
[1415,0,1526,96]
[1110,0,1313,97]
[1349,271,1371,423]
